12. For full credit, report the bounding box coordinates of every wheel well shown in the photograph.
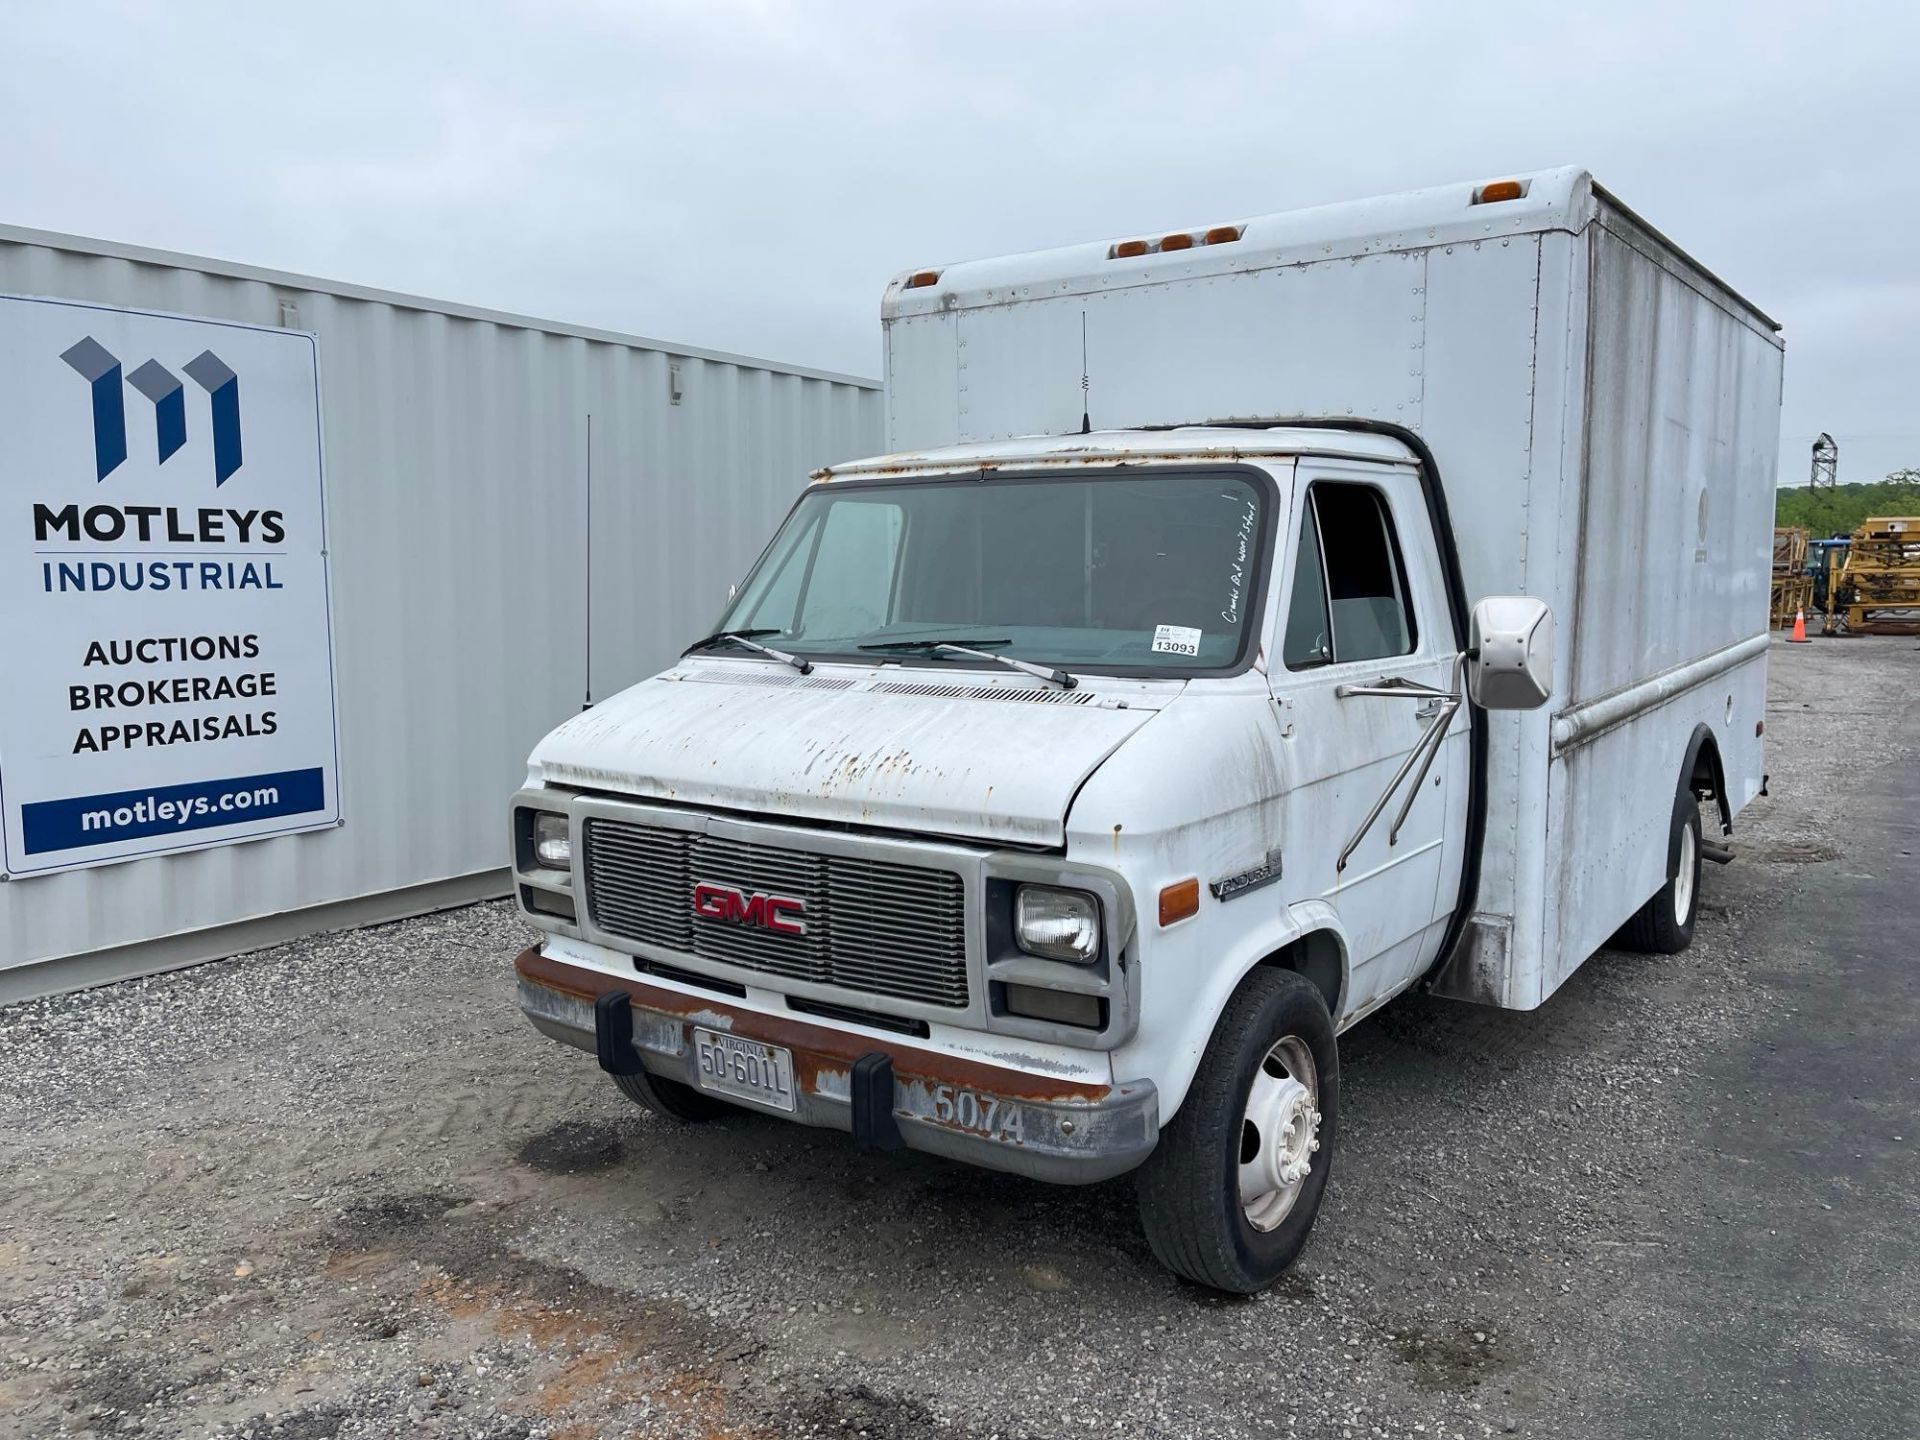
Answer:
[1258,930,1345,1020]
[1685,725,1732,836]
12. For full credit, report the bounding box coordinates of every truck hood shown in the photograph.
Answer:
[527,661,1170,847]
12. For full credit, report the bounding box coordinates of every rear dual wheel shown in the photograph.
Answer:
[1136,968,1338,1293]
[1618,780,1705,955]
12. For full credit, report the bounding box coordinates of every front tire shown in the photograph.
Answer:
[1618,782,1704,955]
[1135,968,1338,1293]
[611,1069,736,1122]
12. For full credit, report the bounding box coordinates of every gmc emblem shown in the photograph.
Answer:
[692,881,807,936]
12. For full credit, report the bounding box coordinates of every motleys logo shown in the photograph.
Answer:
[61,336,243,485]
[691,881,808,936]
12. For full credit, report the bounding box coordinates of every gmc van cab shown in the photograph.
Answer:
[508,168,1782,1292]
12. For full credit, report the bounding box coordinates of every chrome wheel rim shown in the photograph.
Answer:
[1674,821,1697,926]
[1239,1035,1321,1232]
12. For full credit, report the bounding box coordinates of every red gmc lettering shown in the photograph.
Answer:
[692,882,808,936]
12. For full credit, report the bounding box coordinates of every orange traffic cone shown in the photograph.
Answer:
[1787,607,1810,643]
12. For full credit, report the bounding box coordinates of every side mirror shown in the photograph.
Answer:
[1467,597,1554,710]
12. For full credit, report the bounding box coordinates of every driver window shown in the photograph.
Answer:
[1283,482,1417,668]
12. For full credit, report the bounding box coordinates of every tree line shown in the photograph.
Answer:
[1775,472,1920,535]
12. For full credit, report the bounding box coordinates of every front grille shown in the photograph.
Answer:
[583,818,969,1008]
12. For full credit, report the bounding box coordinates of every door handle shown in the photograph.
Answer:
[1414,698,1445,722]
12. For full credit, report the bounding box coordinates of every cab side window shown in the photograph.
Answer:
[1283,482,1417,669]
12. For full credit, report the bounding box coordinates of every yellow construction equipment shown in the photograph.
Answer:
[1837,516,1920,634]
[1770,526,1813,631]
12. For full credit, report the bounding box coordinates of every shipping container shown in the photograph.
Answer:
[0,223,881,1000]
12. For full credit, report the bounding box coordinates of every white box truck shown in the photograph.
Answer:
[508,168,1783,1292]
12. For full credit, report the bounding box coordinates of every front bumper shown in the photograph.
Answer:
[514,947,1159,1184]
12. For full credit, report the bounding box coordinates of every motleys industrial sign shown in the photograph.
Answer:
[0,295,339,876]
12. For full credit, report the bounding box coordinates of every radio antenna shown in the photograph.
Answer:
[1080,311,1091,435]
[583,411,594,710]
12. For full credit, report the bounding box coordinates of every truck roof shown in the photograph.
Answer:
[812,425,1416,482]
[884,165,1777,333]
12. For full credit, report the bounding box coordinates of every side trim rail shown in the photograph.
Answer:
[1551,634,1768,754]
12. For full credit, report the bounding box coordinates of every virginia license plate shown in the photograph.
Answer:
[691,1028,796,1112]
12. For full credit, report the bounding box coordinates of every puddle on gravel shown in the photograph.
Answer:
[516,1119,630,1174]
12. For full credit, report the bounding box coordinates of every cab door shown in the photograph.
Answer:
[1266,460,1465,1018]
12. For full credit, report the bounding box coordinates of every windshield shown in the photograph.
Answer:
[710,468,1272,673]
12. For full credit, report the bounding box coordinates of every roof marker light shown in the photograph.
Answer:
[1110,239,1151,258]
[1473,179,1528,205]
[904,270,942,289]
[1203,225,1244,245]
[1159,232,1194,251]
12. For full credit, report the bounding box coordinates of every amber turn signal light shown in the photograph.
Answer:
[1158,877,1200,927]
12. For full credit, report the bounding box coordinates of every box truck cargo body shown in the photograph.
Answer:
[509,168,1783,1291]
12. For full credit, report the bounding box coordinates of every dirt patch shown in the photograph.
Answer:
[62,1351,177,1433]
[517,1118,631,1174]
[1389,1323,1515,1393]
[787,1382,1018,1440]
[335,1190,464,1240]
[1747,839,1842,864]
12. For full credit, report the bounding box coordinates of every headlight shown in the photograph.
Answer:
[1015,885,1100,963]
[532,812,572,869]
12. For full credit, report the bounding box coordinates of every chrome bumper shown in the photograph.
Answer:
[514,947,1159,1185]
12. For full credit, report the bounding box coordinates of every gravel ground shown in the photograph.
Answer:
[1,636,1915,1440]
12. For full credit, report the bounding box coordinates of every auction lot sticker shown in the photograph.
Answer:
[0,295,339,876]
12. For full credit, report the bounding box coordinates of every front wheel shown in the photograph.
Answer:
[1135,968,1338,1293]
[611,1069,736,1122]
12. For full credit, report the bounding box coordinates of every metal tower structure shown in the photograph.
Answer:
[1810,432,1838,490]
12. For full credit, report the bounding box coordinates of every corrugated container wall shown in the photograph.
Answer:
[0,225,881,999]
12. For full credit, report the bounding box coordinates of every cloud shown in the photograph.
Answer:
[2,0,1915,479]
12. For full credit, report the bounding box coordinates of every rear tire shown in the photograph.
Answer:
[1618,782,1703,954]
[611,1070,736,1122]
[1135,968,1338,1294]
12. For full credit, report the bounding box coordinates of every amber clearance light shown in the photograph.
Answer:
[1473,178,1528,205]
[1158,877,1200,927]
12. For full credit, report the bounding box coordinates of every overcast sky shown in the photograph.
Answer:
[4,1,1913,486]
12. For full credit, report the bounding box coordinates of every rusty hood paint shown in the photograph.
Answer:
[526,661,1170,847]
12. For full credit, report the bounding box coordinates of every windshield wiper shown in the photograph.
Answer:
[859,636,1075,690]
[858,636,1013,653]
[683,629,812,674]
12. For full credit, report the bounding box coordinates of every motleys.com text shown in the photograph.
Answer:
[81,781,283,833]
